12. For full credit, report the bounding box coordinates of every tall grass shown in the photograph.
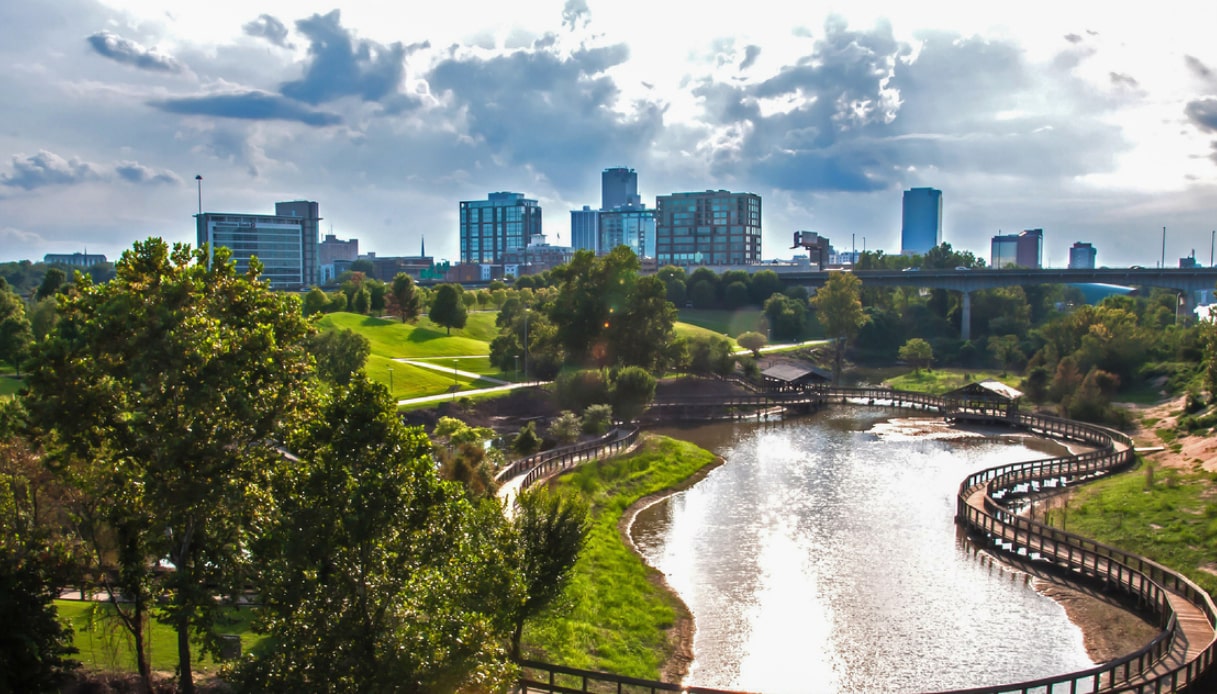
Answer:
[522,435,719,678]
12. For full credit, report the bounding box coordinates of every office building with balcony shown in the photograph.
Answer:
[1068,242,1096,269]
[655,190,762,266]
[195,200,320,289]
[459,192,542,268]
[900,187,942,255]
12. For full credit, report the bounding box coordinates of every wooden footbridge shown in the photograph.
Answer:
[515,388,1217,693]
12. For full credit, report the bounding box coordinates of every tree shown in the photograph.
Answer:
[430,283,468,335]
[25,239,317,693]
[303,286,329,316]
[548,411,582,444]
[897,337,934,373]
[685,334,735,376]
[308,328,370,385]
[749,269,783,306]
[582,404,613,435]
[987,334,1024,373]
[610,366,657,423]
[390,273,422,323]
[508,488,590,658]
[812,271,868,383]
[242,376,518,692]
[0,428,81,693]
[352,286,371,314]
[35,267,66,301]
[0,278,33,375]
[762,293,808,342]
[737,331,767,358]
[603,275,677,371]
[512,421,543,456]
[548,247,639,363]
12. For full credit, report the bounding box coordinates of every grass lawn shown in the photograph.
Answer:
[56,600,264,674]
[676,308,764,337]
[673,321,739,348]
[884,368,1022,394]
[522,434,719,679]
[1044,463,1217,598]
[0,373,22,398]
[316,312,490,359]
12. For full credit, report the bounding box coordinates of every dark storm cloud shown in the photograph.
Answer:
[114,161,181,185]
[739,45,762,70]
[243,14,293,48]
[151,91,343,127]
[679,20,1125,194]
[87,31,182,73]
[279,10,408,105]
[1,150,99,189]
[1187,98,1217,133]
[427,42,662,187]
[562,0,590,30]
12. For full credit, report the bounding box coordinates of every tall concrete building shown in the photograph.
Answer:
[319,233,359,285]
[900,187,942,255]
[601,167,639,211]
[991,229,1043,269]
[570,205,600,253]
[1068,242,1096,269]
[458,192,542,267]
[655,190,761,266]
[196,200,320,289]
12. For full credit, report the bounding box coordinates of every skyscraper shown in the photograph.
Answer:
[196,200,320,289]
[599,204,656,258]
[601,167,639,211]
[1068,242,1096,269]
[655,190,761,266]
[900,187,942,255]
[458,192,542,267]
[990,229,1043,269]
[570,205,600,253]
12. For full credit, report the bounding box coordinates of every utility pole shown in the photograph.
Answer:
[1161,226,1166,269]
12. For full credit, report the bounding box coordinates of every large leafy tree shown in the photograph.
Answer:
[25,239,317,693]
[243,376,519,692]
[509,488,590,659]
[307,327,370,386]
[430,283,468,335]
[391,272,422,323]
[0,277,33,375]
[811,271,869,383]
[604,275,677,371]
[548,247,639,363]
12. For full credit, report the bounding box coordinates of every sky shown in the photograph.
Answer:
[2,0,1217,269]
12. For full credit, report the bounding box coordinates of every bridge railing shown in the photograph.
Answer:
[516,659,750,694]
[496,427,631,482]
[518,427,640,490]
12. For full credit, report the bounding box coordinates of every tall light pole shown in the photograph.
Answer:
[523,307,529,381]
[196,175,210,269]
[1210,230,1214,268]
[1161,226,1166,269]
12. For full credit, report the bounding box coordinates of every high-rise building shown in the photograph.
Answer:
[900,187,942,255]
[991,228,1043,269]
[599,204,656,258]
[1068,242,1096,269]
[570,205,600,253]
[601,167,639,211]
[319,233,359,285]
[655,190,762,266]
[196,200,320,289]
[458,192,542,267]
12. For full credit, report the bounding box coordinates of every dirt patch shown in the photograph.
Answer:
[1121,395,1217,472]
[617,456,725,685]
[1033,580,1160,664]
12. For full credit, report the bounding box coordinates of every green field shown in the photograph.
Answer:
[56,600,263,674]
[676,308,764,337]
[673,321,739,348]
[1044,464,1217,598]
[522,435,719,678]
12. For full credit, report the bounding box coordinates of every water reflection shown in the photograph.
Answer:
[638,408,1091,693]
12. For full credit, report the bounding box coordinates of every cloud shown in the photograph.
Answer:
[562,0,590,30]
[1064,33,1084,44]
[114,161,182,185]
[1109,72,1139,89]
[428,42,662,188]
[86,31,182,73]
[1186,98,1217,133]
[279,10,408,105]
[739,45,761,71]
[1185,55,1213,82]
[243,14,293,48]
[151,91,343,126]
[0,226,43,245]
[1,150,99,189]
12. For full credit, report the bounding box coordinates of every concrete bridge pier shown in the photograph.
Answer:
[961,290,972,341]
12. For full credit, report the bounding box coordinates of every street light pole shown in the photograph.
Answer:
[195,175,209,269]
[523,308,529,381]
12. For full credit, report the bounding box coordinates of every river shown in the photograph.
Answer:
[635,407,1094,693]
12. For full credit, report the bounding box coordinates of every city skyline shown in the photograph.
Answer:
[2,1,1217,268]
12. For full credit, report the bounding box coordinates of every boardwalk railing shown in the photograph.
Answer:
[520,388,1217,693]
